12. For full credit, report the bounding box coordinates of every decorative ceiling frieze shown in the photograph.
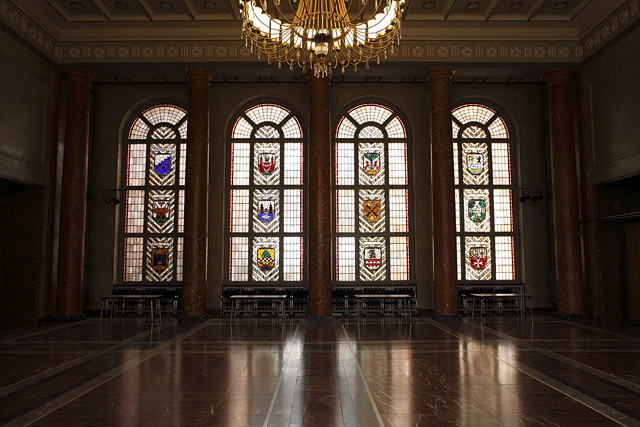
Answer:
[1,0,638,66]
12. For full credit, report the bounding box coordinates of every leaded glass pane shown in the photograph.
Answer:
[456,236,461,280]
[246,104,290,127]
[146,237,173,281]
[125,190,145,233]
[284,143,303,185]
[255,124,280,139]
[281,117,303,138]
[151,126,177,140]
[229,189,249,233]
[389,236,410,281]
[462,143,489,186]
[455,189,460,233]
[123,237,143,281]
[178,120,188,139]
[493,189,514,232]
[178,190,185,233]
[359,189,385,233]
[452,142,459,185]
[231,116,253,139]
[336,117,357,138]
[359,143,385,186]
[230,143,250,186]
[335,190,355,233]
[461,125,487,139]
[335,237,356,281]
[283,236,303,281]
[335,143,355,185]
[253,236,279,281]
[254,142,280,186]
[127,144,147,186]
[360,236,386,281]
[465,235,491,281]
[147,190,175,234]
[142,104,186,126]
[253,189,279,233]
[148,144,176,186]
[179,144,187,186]
[452,121,460,139]
[452,104,495,126]
[388,143,408,185]
[487,116,509,138]
[385,117,407,138]
[463,189,490,233]
[284,189,303,233]
[389,189,409,233]
[491,142,512,185]
[358,126,385,139]
[129,117,150,139]
[176,237,184,281]
[495,236,515,280]
[348,103,393,125]
[229,237,248,281]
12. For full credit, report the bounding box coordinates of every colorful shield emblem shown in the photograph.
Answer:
[362,152,380,175]
[152,200,170,223]
[467,153,484,175]
[469,246,487,270]
[151,248,168,271]
[363,200,381,222]
[257,248,275,270]
[154,153,171,176]
[258,153,276,175]
[468,199,486,222]
[364,247,382,270]
[258,198,275,222]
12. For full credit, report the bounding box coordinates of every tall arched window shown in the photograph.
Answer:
[121,103,187,284]
[452,103,516,281]
[333,102,412,283]
[227,103,305,283]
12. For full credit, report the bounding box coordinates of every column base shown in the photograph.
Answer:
[430,313,461,322]
[178,313,210,323]
[552,312,594,321]
[307,316,333,323]
[39,314,87,323]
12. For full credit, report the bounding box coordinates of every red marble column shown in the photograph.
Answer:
[182,67,212,319]
[544,69,585,315]
[56,68,94,318]
[308,75,332,318]
[428,67,458,317]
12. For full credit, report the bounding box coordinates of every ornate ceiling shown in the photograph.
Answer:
[1,0,638,80]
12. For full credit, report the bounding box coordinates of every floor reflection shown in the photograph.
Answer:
[0,317,638,426]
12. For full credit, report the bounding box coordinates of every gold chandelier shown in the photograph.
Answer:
[240,0,404,78]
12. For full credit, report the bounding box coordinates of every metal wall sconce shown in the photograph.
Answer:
[519,187,545,203]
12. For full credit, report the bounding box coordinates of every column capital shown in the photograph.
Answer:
[184,66,213,82]
[427,66,456,83]
[542,68,579,86]
[60,68,95,87]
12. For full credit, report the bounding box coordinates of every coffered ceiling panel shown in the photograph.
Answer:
[93,0,151,20]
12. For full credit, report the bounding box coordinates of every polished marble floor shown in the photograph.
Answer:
[1,315,640,426]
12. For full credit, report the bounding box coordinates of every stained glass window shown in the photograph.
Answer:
[122,104,187,283]
[334,103,412,283]
[227,103,305,283]
[452,103,516,281]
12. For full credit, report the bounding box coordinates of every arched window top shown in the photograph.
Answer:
[128,104,188,140]
[452,103,509,139]
[336,103,407,139]
[231,103,303,139]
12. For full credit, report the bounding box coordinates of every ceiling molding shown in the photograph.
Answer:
[1,0,638,67]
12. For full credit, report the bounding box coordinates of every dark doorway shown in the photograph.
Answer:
[0,177,43,330]
[625,221,640,324]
